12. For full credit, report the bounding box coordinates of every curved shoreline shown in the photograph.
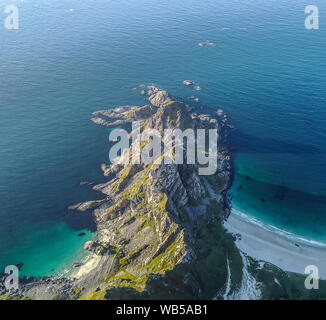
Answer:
[224,208,326,279]
[231,208,326,248]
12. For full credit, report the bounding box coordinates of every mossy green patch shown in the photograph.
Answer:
[147,232,185,274]
[79,290,107,300]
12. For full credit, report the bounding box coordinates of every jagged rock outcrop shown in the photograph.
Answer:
[69,86,233,297]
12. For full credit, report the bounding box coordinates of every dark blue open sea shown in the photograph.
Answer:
[0,0,325,276]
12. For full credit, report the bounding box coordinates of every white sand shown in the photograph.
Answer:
[73,254,102,279]
[224,211,326,279]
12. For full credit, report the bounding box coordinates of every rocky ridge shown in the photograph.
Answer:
[75,86,234,299]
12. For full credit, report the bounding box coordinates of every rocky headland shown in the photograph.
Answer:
[2,87,326,300]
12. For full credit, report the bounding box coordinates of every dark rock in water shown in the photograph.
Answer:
[16,262,24,270]
[78,232,86,237]
[274,186,288,201]
[73,262,83,268]
[260,198,265,203]
[300,117,313,125]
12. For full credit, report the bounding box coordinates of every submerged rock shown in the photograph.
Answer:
[79,181,94,186]
[16,262,24,270]
[198,41,215,47]
[183,80,194,86]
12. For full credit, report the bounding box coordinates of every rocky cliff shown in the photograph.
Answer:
[75,86,234,299]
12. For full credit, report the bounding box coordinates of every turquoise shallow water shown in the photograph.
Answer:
[0,0,325,276]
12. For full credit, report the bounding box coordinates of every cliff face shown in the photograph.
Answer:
[78,86,234,299]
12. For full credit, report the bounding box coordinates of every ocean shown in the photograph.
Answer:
[0,0,325,276]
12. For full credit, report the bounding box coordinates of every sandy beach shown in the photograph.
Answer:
[224,210,326,279]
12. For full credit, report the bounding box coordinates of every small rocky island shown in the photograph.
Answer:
[2,87,325,300]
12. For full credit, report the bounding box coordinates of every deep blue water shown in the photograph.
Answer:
[0,0,325,276]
